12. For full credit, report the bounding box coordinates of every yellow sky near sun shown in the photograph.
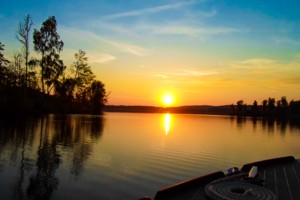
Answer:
[94,53,300,106]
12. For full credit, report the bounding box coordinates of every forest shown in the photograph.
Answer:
[0,15,107,115]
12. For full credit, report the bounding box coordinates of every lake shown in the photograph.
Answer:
[0,112,300,200]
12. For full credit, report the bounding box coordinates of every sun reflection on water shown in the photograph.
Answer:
[164,113,171,135]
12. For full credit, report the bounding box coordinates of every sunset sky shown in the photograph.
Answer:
[1,0,300,106]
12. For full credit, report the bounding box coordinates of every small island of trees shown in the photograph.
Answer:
[232,97,300,118]
[0,15,108,115]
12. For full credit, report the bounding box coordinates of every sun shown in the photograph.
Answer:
[162,94,174,106]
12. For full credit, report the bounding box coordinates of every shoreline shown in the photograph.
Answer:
[103,105,232,115]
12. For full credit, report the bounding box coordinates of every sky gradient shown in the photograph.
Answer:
[1,0,300,106]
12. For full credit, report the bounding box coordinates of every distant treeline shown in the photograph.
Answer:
[104,99,300,118]
[0,15,107,115]
[104,105,232,115]
[232,97,300,118]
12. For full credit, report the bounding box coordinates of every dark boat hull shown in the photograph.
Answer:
[142,156,300,200]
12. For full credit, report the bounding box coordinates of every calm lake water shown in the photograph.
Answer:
[0,112,300,200]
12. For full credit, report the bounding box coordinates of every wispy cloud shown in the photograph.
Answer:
[59,26,151,57]
[170,69,217,76]
[103,0,202,19]
[153,74,168,79]
[238,58,277,66]
[271,36,300,45]
[222,57,300,90]
[199,8,217,18]
[152,69,216,79]
[230,58,278,71]
[89,53,116,63]
[154,26,239,37]
[104,39,151,56]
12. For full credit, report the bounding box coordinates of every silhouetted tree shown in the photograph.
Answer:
[236,100,245,115]
[289,100,300,116]
[16,14,33,88]
[54,77,76,103]
[268,98,275,110]
[27,59,40,89]
[0,43,13,88]
[0,42,10,66]
[43,52,66,94]
[267,97,276,116]
[33,16,64,94]
[71,50,95,95]
[280,96,288,108]
[10,53,24,86]
[262,99,268,115]
[251,100,259,116]
[276,96,288,116]
[88,80,107,114]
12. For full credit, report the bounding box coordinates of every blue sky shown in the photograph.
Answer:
[1,0,300,105]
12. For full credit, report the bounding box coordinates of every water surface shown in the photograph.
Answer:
[0,113,300,199]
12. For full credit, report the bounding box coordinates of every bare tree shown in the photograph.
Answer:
[16,14,33,88]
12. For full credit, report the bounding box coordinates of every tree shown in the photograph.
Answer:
[71,50,95,94]
[277,96,288,116]
[16,14,33,88]
[262,99,268,111]
[54,77,76,101]
[43,52,66,94]
[0,42,10,67]
[0,42,12,88]
[33,16,64,94]
[236,100,245,115]
[251,100,259,116]
[11,53,24,86]
[88,80,107,113]
[268,97,276,115]
[27,58,40,90]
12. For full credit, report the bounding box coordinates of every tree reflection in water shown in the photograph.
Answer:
[0,114,104,200]
[234,116,300,134]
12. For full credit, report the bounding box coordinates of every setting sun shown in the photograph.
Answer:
[162,94,174,106]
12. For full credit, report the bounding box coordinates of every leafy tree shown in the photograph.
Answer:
[236,100,245,115]
[253,100,258,109]
[16,14,33,88]
[88,80,107,113]
[280,96,288,108]
[10,53,24,86]
[262,99,268,113]
[54,77,76,101]
[267,97,276,116]
[277,96,289,116]
[43,52,66,94]
[0,42,10,66]
[0,42,12,88]
[33,16,64,94]
[289,100,300,116]
[26,58,40,89]
[71,50,95,94]
[251,100,259,116]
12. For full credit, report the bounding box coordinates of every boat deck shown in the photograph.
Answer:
[153,156,300,200]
